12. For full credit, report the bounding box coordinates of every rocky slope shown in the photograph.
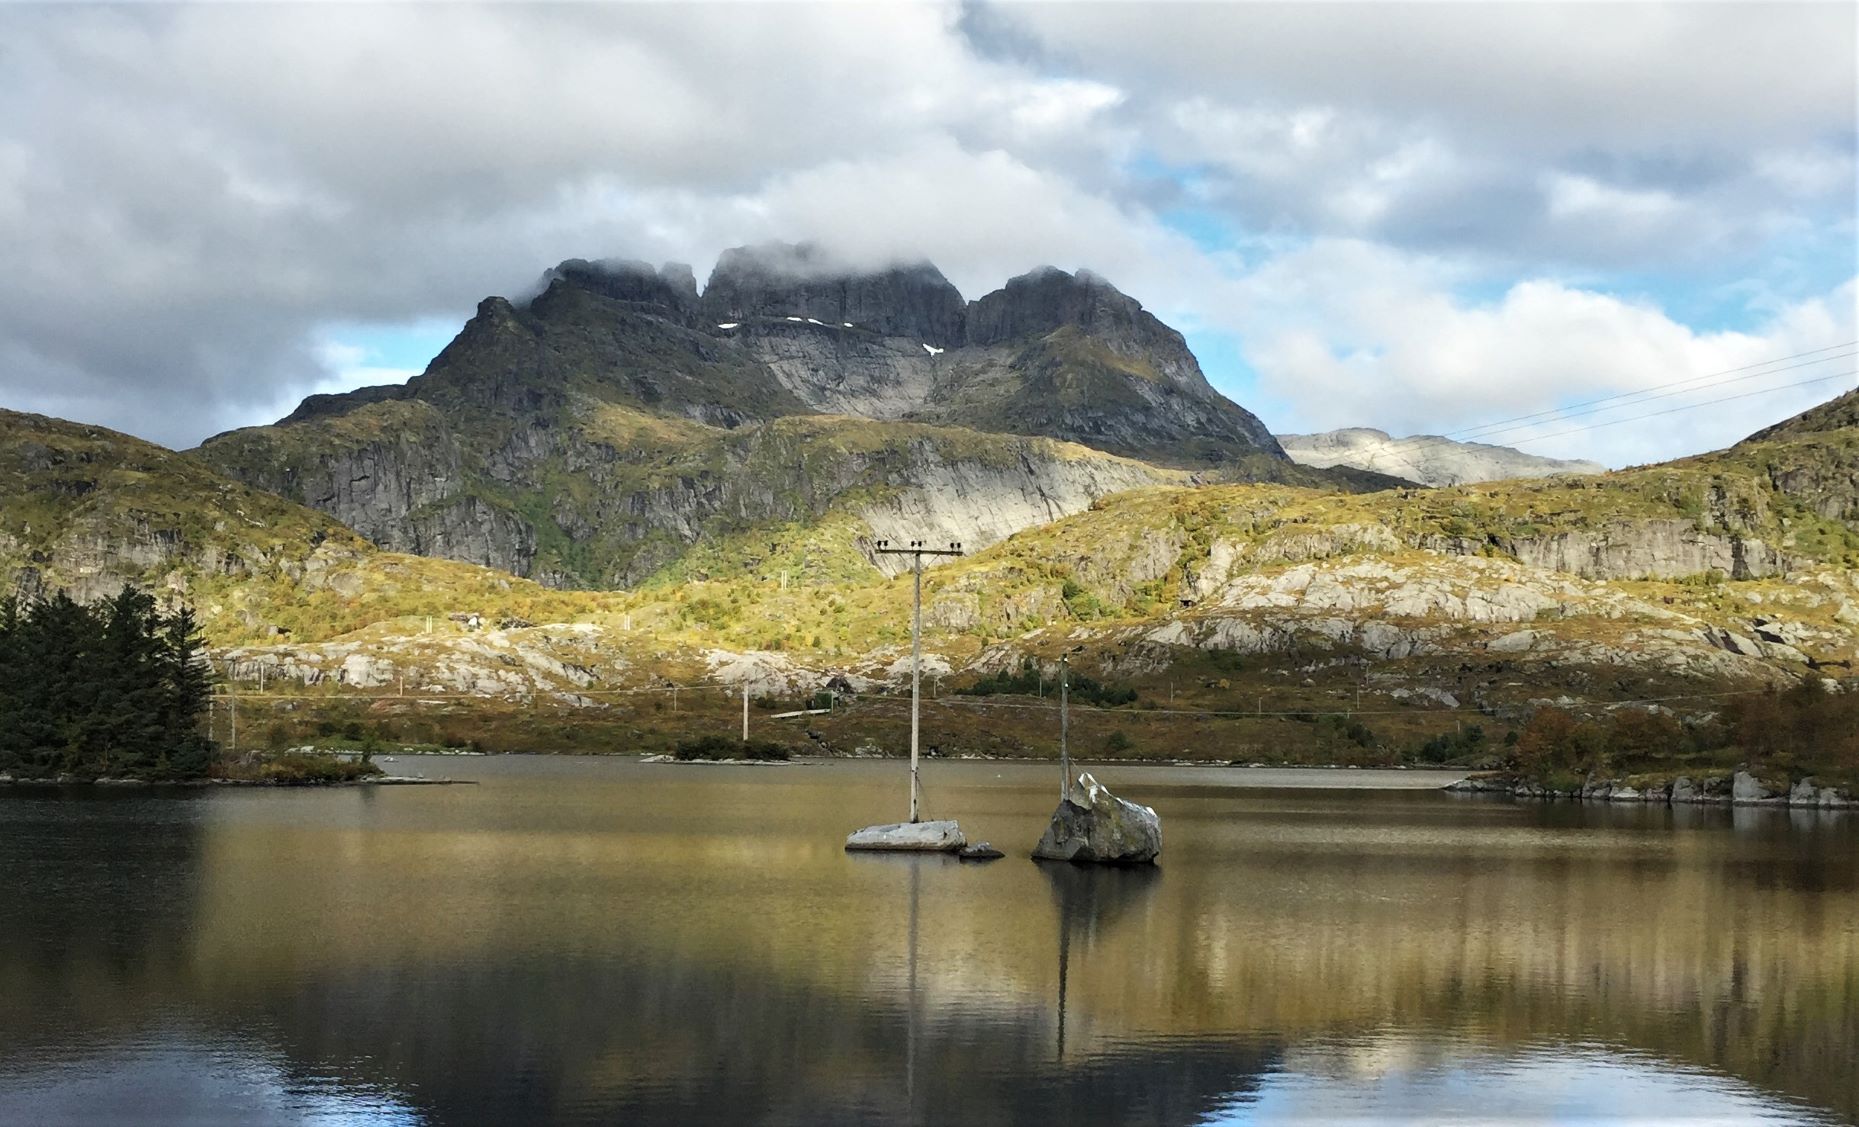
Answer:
[5,402,1856,766]
[1744,385,1859,444]
[0,407,611,642]
[196,243,1388,588]
[1279,427,1605,485]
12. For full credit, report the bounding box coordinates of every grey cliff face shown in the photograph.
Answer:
[196,242,1303,587]
[703,253,1282,465]
[538,258,699,321]
[699,242,967,343]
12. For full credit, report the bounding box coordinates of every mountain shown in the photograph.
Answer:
[1279,427,1605,486]
[1728,385,1859,525]
[195,243,1389,588]
[1743,385,1859,444]
[697,245,1282,467]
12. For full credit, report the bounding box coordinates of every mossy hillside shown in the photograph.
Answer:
[199,371,1181,589]
[0,407,362,580]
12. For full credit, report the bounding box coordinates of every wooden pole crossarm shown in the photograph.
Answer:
[869,539,964,822]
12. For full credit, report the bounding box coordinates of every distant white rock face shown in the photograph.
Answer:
[1277,428,1606,487]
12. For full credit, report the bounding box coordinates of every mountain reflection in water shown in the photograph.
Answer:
[0,757,1852,1126]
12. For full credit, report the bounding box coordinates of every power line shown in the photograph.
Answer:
[1299,342,1857,478]
[1447,351,1856,446]
[1445,341,1856,442]
[1506,369,1856,450]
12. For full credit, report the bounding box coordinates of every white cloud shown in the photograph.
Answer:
[0,0,1849,470]
[1231,240,1858,466]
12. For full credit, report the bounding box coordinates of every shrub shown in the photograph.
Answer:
[673,735,791,761]
[257,753,384,784]
[1514,707,1610,776]
[959,663,1138,707]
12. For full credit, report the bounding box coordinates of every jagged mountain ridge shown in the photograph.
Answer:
[196,243,1393,588]
[1279,427,1606,486]
[276,243,1282,465]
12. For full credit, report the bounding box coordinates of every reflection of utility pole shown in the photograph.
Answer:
[906,858,920,1109]
[1059,655,1070,800]
[873,539,963,823]
[1056,888,1069,1062]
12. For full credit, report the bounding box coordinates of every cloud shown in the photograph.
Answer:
[995,2,1855,151]
[0,0,1850,469]
[1230,241,1858,466]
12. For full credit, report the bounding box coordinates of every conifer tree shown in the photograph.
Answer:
[0,585,216,779]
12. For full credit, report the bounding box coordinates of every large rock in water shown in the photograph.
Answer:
[1033,773,1161,865]
[844,820,966,852]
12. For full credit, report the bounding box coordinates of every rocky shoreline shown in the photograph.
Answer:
[1448,769,1855,808]
[0,773,468,788]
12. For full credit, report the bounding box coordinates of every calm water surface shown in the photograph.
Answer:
[1,757,1854,1126]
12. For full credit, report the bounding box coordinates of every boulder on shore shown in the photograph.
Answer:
[1032,773,1161,865]
[1733,770,1785,805]
[845,820,966,852]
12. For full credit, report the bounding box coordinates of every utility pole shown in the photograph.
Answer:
[1059,654,1070,801]
[873,538,964,823]
[742,684,750,742]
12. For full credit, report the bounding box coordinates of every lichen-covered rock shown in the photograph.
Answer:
[844,820,965,853]
[1033,772,1160,865]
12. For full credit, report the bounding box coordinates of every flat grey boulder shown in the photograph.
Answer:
[1033,773,1161,865]
[845,820,966,853]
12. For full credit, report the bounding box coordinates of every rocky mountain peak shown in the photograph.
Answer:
[964,265,1155,346]
[698,241,967,344]
[536,258,699,320]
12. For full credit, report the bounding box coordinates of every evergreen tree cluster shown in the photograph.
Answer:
[0,586,216,779]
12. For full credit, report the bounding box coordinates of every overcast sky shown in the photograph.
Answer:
[2,2,1853,465]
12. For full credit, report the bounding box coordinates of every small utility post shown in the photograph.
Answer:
[873,538,964,823]
[1059,654,1070,801]
[742,685,750,742]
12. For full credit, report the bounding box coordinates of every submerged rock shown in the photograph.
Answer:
[958,842,1005,861]
[844,820,966,853]
[1032,773,1161,865]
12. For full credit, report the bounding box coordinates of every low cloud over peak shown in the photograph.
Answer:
[0,2,1849,460]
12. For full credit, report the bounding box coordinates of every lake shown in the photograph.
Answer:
[1,757,1854,1126]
